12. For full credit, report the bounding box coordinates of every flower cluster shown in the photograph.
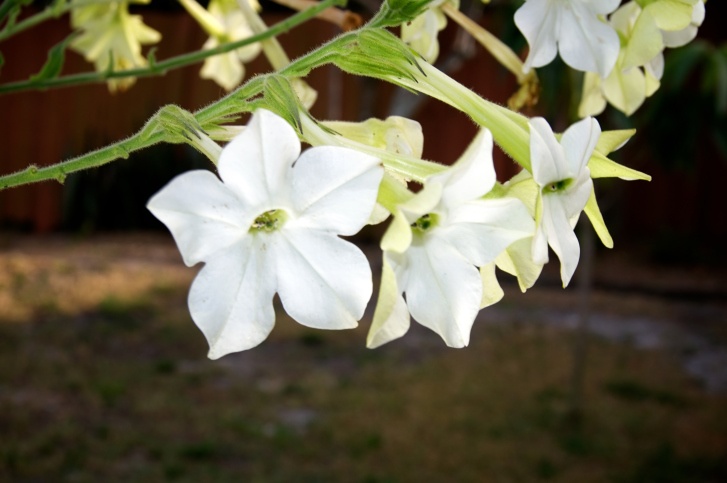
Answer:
[56,0,701,358]
[148,104,643,357]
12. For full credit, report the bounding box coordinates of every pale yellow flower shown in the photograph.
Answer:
[70,1,161,92]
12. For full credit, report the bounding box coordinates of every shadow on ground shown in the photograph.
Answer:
[0,234,725,482]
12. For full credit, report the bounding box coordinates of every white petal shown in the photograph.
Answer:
[444,198,535,266]
[404,237,482,348]
[561,117,601,176]
[542,196,581,287]
[558,3,619,77]
[218,109,300,209]
[529,117,568,185]
[290,146,383,236]
[188,238,276,359]
[561,172,593,220]
[515,0,559,71]
[585,0,621,15]
[147,170,251,266]
[433,128,496,208]
[274,228,371,330]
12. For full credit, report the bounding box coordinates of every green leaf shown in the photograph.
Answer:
[29,33,77,82]
[589,152,652,181]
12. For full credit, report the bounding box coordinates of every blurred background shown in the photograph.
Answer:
[0,0,726,481]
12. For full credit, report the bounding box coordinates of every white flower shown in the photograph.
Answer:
[514,0,620,77]
[147,110,383,359]
[529,117,600,287]
[367,129,534,348]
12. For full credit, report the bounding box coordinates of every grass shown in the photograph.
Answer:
[0,234,725,482]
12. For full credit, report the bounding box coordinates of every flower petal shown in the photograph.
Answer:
[274,228,371,330]
[514,0,559,71]
[434,128,496,208]
[561,117,601,176]
[529,117,568,185]
[188,238,276,359]
[290,146,383,236]
[558,3,619,77]
[444,198,535,266]
[541,196,581,287]
[218,109,300,209]
[147,170,251,266]
[403,236,482,348]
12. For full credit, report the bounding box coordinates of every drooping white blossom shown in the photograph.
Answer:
[367,129,534,348]
[514,0,620,77]
[529,116,600,287]
[148,110,383,359]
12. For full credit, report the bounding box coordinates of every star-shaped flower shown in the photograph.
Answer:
[70,0,161,92]
[367,129,534,348]
[514,0,620,77]
[148,110,384,358]
[529,116,600,287]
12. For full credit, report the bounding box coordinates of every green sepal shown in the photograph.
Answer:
[369,0,433,28]
[595,129,636,155]
[584,188,614,248]
[251,75,303,133]
[330,29,423,88]
[367,256,410,349]
[589,152,651,181]
[643,0,696,31]
[29,32,78,83]
[495,238,543,293]
[479,263,504,308]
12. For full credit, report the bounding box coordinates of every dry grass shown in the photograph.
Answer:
[0,234,725,482]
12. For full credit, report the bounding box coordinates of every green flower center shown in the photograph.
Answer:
[411,213,439,234]
[543,178,572,194]
[250,209,288,233]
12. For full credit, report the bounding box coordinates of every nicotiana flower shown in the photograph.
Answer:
[178,0,262,91]
[529,116,600,287]
[514,0,620,77]
[70,0,161,92]
[147,110,384,359]
[367,128,534,348]
[578,0,705,117]
[199,0,262,91]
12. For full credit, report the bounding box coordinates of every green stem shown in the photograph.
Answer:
[0,0,118,42]
[0,130,165,189]
[0,0,349,190]
[0,0,344,94]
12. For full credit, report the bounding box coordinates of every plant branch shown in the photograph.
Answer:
[0,0,345,94]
